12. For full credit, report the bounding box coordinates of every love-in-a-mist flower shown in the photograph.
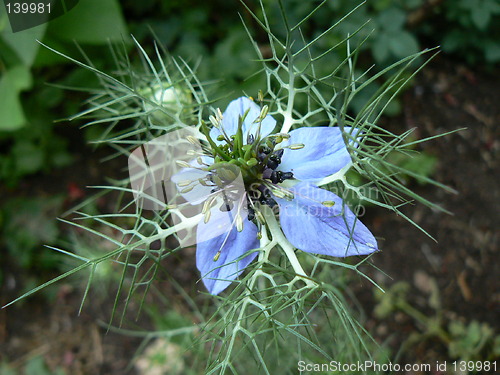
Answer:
[172,97,378,295]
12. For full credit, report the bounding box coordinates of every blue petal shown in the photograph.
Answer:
[196,207,260,295]
[210,97,276,144]
[275,182,378,257]
[277,127,358,181]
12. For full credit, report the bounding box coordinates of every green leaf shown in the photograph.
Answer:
[377,7,406,33]
[388,31,420,58]
[0,66,32,131]
[11,140,44,174]
[485,40,500,62]
[46,0,128,44]
[471,4,491,30]
[1,22,47,66]
[372,32,391,63]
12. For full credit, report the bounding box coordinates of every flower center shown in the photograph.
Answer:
[199,110,301,220]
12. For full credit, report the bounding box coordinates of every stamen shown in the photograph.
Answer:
[176,160,192,168]
[180,186,194,193]
[236,214,244,232]
[186,135,200,145]
[216,108,223,123]
[213,251,221,261]
[198,178,213,187]
[255,209,265,224]
[257,90,264,102]
[209,110,223,128]
[322,201,336,207]
[203,209,211,224]
[254,105,269,123]
[289,143,305,150]
[177,180,193,187]
[196,157,209,166]
[270,186,294,200]
[202,196,217,214]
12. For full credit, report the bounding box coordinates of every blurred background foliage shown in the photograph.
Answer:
[1,0,497,271]
[0,0,498,373]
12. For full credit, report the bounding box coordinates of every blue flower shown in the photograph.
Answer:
[176,97,378,295]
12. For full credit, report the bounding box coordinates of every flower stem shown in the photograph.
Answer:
[263,208,313,285]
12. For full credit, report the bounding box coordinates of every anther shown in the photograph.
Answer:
[180,186,194,193]
[322,201,336,207]
[203,209,211,224]
[175,160,191,168]
[202,196,216,214]
[257,90,264,102]
[236,215,244,232]
[186,136,201,145]
[177,180,192,187]
[255,105,269,123]
[271,187,294,200]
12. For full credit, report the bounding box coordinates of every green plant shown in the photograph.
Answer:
[374,280,499,361]
[0,356,66,375]
[0,0,128,184]
[437,0,500,64]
